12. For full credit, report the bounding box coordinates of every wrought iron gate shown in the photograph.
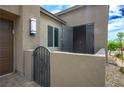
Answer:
[33,46,50,87]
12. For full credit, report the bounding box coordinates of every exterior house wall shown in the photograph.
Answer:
[40,13,63,51]
[16,5,41,75]
[0,5,20,15]
[57,5,109,53]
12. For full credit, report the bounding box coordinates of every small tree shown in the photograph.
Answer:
[116,32,124,56]
[108,40,119,55]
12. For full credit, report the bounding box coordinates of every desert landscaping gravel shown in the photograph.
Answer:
[106,60,124,87]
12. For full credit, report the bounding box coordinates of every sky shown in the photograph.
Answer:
[108,5,124,40]
[42,5,124,40]
[42,5,74,14]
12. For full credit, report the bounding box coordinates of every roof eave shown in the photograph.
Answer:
[55,5,84,16]
[40,7,66,25]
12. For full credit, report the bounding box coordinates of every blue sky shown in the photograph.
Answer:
[108,5,124,40]
[42,5,124,40]
[42,5,73,14]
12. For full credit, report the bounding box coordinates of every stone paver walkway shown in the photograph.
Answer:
[105,57,124,87]
[0,73,40,87]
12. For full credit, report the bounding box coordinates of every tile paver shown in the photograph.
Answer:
[0,73,40,87]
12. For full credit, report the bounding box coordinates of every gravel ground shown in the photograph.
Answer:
[105,57,124,87]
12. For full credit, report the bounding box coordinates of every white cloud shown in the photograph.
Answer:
[109,5,122,17]
[108,5,124,40]
[108,17,124,38]
[51,6,65,13]
[51,9,62,14]
[108,18,124,32]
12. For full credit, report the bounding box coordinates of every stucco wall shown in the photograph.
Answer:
[40,13,63,51]
[24,49,34,80]
[21,6,40,50]
[50,51,105,87]
[57,5,109,53]
[16,5,40,75]
[0,5,20,15]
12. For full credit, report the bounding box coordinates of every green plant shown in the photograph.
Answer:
[116,32,124,56]
[119,67,124,73]
[108,40,119,55]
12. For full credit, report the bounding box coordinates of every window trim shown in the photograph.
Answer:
[47,25,59,48]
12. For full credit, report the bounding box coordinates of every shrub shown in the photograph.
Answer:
[108,40,119,51]
[119,67,124,73]
[115,53,124,60]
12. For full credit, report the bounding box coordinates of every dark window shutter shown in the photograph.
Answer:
[48,25,53,47]
[54,28,59,47]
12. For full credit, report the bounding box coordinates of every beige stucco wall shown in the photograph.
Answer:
[40,13,63,51]
[50,51,105,87]
[21,6,40,50]
[57,5,109,53]
[0,5,20,15]
[16,5,40,75]
[24,49,34,80]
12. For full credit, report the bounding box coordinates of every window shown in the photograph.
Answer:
[48,25,53,47]
[54,28,59,47]
[47,25,59,47]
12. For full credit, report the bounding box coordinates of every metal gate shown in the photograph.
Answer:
[33,46,50,87]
